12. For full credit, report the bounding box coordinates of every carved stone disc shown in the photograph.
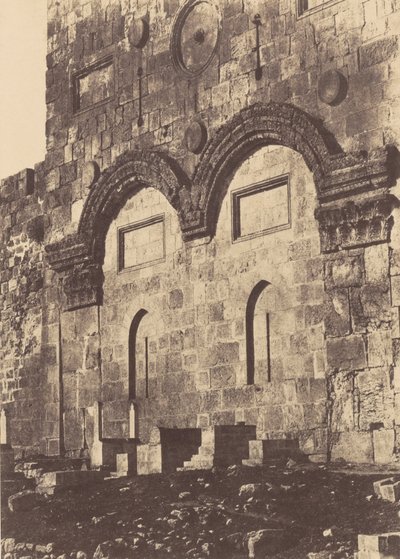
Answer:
[172,0,219,76]
[318,69,348,106]
[185,121,208,154]
[128,17,149,49]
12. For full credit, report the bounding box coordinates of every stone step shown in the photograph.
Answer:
[242,458,263,467]
[248,439,301,462]
[36,470,106,495]
[183,456,214,470]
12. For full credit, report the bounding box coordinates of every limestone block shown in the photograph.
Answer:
[136,443,162,475]
[116,452,136,476]
[392,275,400,306]
[197,414,210,428]
[36,470,105,495]
[358,532,400,557]
[288,239,311,261]
[283,404,305,431]
[313,351,326,379]
[331,431,373,463]
[71,199,83,227]
[210,365,236,388]
[391,307,400,339]
[393,367,400,393]
[359,35,398,69]
[324,289,351,337]
[372,429,395,464]
[248,440,264,460]
[326,336,367,371]
[74,305,100,337]
[169,289,183,308]
[364,245,389,284]
[380,481,400,503]
[222,386,255,408]
[351,285,391,324]
[324,255,363,289]
[63,409,83,451]
[260,405,284,432]
[62,340,84,372]
[367,330,392,368]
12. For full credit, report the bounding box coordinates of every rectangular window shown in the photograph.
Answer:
[298,0,343,17]
[232,175,290,241]
[73,56,114,112]
[118,215,165,272]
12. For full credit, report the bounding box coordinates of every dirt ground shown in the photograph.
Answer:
[2,462,400,558]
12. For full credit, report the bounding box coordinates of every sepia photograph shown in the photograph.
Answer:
[1,0,400,557]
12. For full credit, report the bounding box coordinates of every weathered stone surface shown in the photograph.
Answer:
[2,0,400,467]
[239,483,263,498]
[359,36,398,69]
[326,336,367,371]
[331,432,373,463]
[324,255,364,289]
[246,529,285,559]
[372,429,395,464]
[324,289,351,337]
[8,490,38,513]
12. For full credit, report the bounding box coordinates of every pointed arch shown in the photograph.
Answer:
[128,309,148,400]
[246,280,271,385]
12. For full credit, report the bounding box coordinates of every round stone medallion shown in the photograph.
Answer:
[171,0,219,76]
[128,17,149,49]
[318,69,348,106]
[184,120,208,154]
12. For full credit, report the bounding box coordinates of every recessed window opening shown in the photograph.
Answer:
[246,281,272,385]
[128,309,148,400]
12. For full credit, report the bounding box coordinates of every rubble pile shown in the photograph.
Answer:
[2,463,400,558]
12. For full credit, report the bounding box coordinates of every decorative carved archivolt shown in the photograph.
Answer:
[45,102,397,310]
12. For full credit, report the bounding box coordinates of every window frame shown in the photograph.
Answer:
[297,0,344,18]
[72,55,115,114]
[117,214,166,273]
[231,174,291,243]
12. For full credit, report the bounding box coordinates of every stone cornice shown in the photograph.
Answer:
[315,193,398,253]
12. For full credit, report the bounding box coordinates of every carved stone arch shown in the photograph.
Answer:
[184,102,393,239]
[46,149,191,310]
[79,149,189,264]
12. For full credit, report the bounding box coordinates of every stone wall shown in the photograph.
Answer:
[0,0,399,462]
[43,0,400,243]
[0,167,49,457]
[95,146,327,459]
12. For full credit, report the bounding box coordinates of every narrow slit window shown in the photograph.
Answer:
[246,281,272,385]
[128,309,148,400]
[266,312,271,383]
[145,336,149,399]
